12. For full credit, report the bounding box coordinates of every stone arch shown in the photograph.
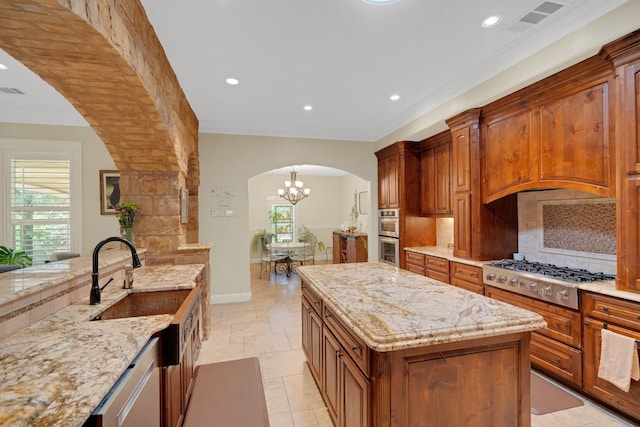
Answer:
[0,0,200,252]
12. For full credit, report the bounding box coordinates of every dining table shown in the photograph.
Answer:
[268,241,310,276]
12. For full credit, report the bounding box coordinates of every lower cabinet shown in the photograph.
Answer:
[322,325,370,427]
[302,293,322,383]
[582,292,640,421]
[162,288,202,427]
[486,286,582,386]
[449,261,482,294]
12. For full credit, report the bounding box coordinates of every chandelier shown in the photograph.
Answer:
[277,168,310,205]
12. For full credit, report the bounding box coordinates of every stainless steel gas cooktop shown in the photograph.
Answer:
[482,260,615,310]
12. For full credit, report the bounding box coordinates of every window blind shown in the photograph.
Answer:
[10,159,72,264]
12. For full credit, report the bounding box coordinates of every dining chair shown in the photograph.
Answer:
[291,234,316,267]
[259,236,287,279]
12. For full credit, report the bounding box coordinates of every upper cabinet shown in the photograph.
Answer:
[481,56,615,203]
[419,131,452,217]
[377,154,399,209]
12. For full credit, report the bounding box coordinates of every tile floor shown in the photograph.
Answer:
[196,263,636,427]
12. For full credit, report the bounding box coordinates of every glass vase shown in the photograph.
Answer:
[122,226,134,243]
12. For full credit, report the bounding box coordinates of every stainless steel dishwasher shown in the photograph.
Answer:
[87,337,161,427]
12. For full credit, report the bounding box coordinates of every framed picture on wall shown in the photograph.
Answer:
[100,170,120,215]
[359,191,368,215]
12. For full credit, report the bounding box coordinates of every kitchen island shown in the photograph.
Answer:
[298,262,546,427]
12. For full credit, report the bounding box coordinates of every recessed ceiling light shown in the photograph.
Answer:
[362,0,399,4]
[0,64,7,70]
[225,77,239,85]
[390,94,400,101]
[304,105,313,111]
[481,15,502,28]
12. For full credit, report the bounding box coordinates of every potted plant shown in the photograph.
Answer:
[0,245,33,268]
[251,229,273,255]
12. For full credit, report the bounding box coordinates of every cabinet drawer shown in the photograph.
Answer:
[406,263,425,275]
[406,251,425,266]
[582,292,640,331]
[450,276,483,294]
[425,255,449,273]
[486,286,581,348]
[323,305,370,376]
[302,281,322,316]
[450,262,482,285]
[531,332,582,387]
[426,270,450,284]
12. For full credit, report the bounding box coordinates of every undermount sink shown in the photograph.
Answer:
[92,289,192,320]
[92,287,201,366]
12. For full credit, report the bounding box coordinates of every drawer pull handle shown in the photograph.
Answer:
[602,306,609,312]
[556,358,561,365]
[555,322,560,327]
[352,346,359,352]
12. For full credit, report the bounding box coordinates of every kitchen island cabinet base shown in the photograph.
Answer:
[305,286,533,426]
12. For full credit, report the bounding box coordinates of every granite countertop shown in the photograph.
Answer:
[298,262,546,352]
[404,246,640,304]
[404,246,487,267]
[0,263,204,427]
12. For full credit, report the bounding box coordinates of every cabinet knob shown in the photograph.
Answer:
[555,358,561,365]
[555,321,560,327]
[352,346,359,352]
[602,306,609,312]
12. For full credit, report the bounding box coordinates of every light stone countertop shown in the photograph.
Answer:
[0,263,204,427]
[405,246,640,304]
[298,262,546,352]
[404,246,488,267]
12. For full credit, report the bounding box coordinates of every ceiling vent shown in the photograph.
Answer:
[0,87,26,95]
[507,1,565,33]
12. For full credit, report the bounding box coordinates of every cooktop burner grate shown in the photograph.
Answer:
[488,260,615,282]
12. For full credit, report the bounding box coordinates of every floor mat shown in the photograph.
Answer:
[531,372,584,415]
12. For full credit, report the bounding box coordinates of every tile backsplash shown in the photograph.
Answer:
[517,189,616,275]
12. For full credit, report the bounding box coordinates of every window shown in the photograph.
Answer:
[2,140,83,264]
[271,204,294,242]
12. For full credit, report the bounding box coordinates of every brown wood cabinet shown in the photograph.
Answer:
[481,56,615,204]
[449,262,483,294]
[405,251,425,275]
[582,292,640,422]
[377,155,399,209]
[376,142,437,268]
[419,131,452,217]
[333,231,368,264]
[485,286,583,387]
[302,278,534,426]
[446,110,519,261]
[302,283,323,384]
[162,286,202,427]
[602,30,640,293]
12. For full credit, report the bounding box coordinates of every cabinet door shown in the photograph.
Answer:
[378,156,399,209]
[539,84,611,190]
[340,351,370,427]
[453,193,471,258]
[420,147,436,216]
[483,110,535,202]
[163,364,183,427]
[451,127,471,193]
[302,296,322,383]
[583,318,640,420]
[433,142,452,214]
[322,327,341,425]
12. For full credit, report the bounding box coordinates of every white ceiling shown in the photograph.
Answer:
[0,0,628,142]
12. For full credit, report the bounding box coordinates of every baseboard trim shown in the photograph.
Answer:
[211,292,252,304]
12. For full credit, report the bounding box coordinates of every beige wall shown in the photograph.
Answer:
[248,172,370,263]
[0,123,119,254]
[199,133,377,303]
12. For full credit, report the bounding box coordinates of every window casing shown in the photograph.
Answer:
[1,140,83,264]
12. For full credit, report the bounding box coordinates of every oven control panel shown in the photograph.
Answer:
[483,265,579,310]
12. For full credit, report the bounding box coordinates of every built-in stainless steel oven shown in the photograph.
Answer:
[378,209,400,238]
[379,236,400,267]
